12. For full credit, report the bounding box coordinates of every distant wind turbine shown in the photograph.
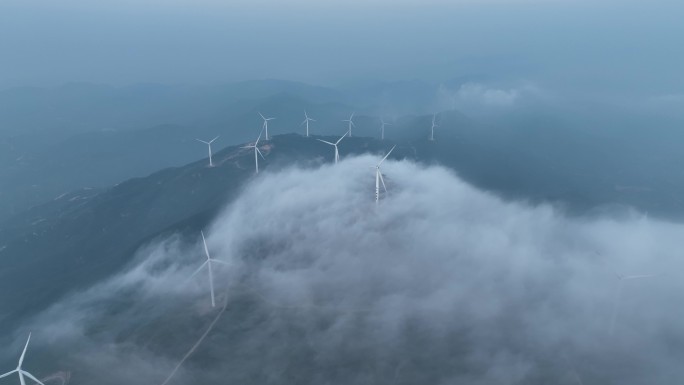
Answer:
[195,136,220,167]
[0,333,46,385]
[190,231,231,307]
[317,132,347,164]
[380,118,392,140]
[259,112,275,140]
[429,114,438,141]
[242,129,265,174]
[301,110,316,137]
[342,112,355,137]
[609,272,657,335]
[373,145,396,203]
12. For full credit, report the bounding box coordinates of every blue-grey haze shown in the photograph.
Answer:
[1,0,683,97]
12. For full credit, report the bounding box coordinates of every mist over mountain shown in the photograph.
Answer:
[4,155,683,385]
[2,0,684,383]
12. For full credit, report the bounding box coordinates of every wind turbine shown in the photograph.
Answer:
[190,231,231,307]
[380,118,392,140]
[609,272,657,335]
[317,132,347,164]
[373,145,396,203]
[242,129,265,174]
[429,114,438,141]
[342,112,355,137]
[301,110,316,137]
[259,112,275,140]
[195,136,220,167]
[0,333,46,385]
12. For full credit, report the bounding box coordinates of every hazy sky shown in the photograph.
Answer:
[1,0,683,93]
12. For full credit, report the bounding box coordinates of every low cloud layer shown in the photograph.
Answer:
[11,156,684,384]
[436,82,545,113]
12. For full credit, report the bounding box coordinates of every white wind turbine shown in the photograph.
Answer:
[242,129,265,174]
[0,333,45,385]
[301,110,316,137]
[317,132,347,164]
[380,118,392,140]
[195,136,220,167]
[429,114,438,141]
[373,145,396,203]
[259,112,275,140]
[609,272,658,335]
[190,231,231,307]
[342,112,355,137]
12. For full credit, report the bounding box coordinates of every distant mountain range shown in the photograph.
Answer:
[4,79,683,225]
[0,79,459,220]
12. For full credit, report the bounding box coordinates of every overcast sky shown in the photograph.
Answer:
[0,0,682,94]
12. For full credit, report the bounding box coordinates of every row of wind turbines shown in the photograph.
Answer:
[195,111,406,204]
[195,110,440,170]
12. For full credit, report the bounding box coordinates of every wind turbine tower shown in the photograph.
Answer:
[374,145,396,203]
[259,112,275,140]
[243,129,265,174]
[380,118,392,140]
[0,333,46,385]
[609,272,657,335]
[343,112,356,137]
[196,136,220,167]
[190,231,231,307]
[317,132,347,164]
[302,110,316,137]
[429,114,438,141]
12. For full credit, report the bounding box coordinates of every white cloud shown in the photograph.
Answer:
[17,156,684,384]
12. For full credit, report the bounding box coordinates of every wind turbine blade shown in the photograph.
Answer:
[201,231,211,260]
[190,261,209,279]
[317,139,335,145]
[379,145,396,165]
[21,371,45,385]
[624,274,658,279]
[241,145,254,149]
[211,259,232,266]
[335,131,347,145]
[18,333,31,368]
[209,136,220,143]
[255,129,264,145]
[196,139,209,144]
[19,371,26,385]
[379,172,388,193]
[350,120,356,127]
[257,148,266,160]
[0,370,17,380]
[310,118,316,122]
[259,112,266,120]
[301,119,307,126]
[350,112,355,119]
[208,261,215,307]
